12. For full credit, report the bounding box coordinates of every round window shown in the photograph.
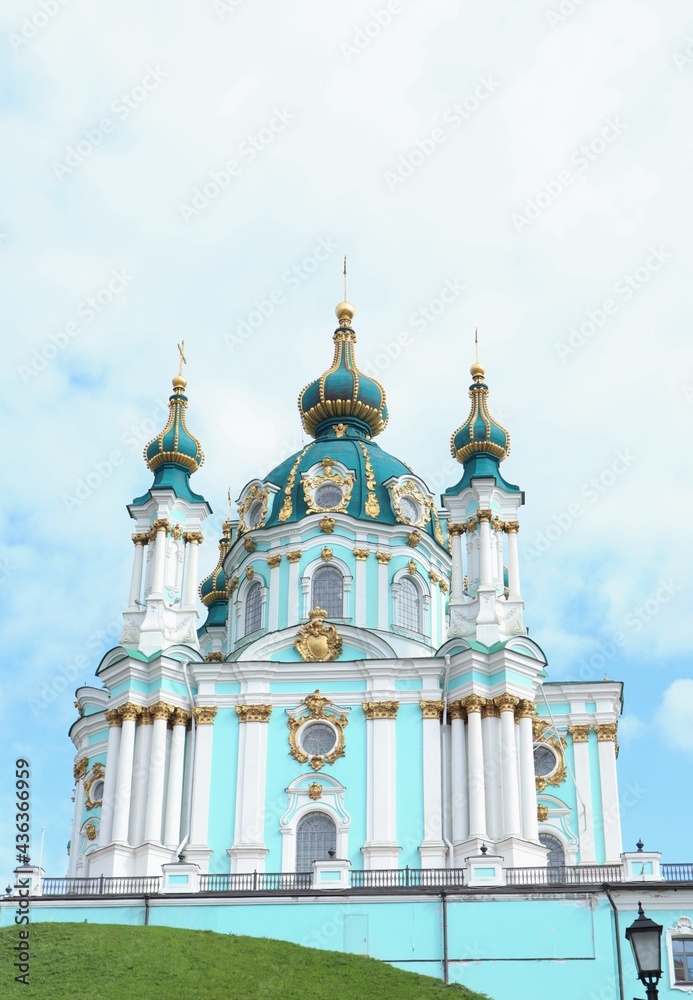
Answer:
[301,722,337,757]
[314,483,344,510]
[399,495,421,523]
[247,501,263,528]
[91,779,104,803]
[533,745,557,777]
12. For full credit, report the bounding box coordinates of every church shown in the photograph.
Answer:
[9,294,692,998]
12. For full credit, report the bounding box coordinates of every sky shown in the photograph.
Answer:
[0,0,691,882]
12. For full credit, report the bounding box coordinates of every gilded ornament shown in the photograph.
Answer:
[266,554,282,568]
[237,484,270,533]
[308,782,323,800]
[105,709,122,728]
[448,700,467,721]
[140,709,154,725]
[477,509,493,523]
[193,706,218,725]
[439,579,449,594]
[481,701,500,719]
[85,822,97,842]
[430,507,444,546]
[245,566,255,580]
[171,707,192,726]
[491,517,504,533]
[170,524,183,540]
[428,570,440,584]
[420,700,445,720]
[594,723,618,742]
[132,532,149,546]
[358,441,381,518]
[205,651,223,662]
[149,702,174,722]
[362,701,399,720]
[567,724,591,743]
[321,546,334,562]
[375,551,392,564]
[228,576,239,594]
[319,517,335,533]
[183,530,204,544]
[244,537,256,553]
[235,704,272,723]
[537,804,549,822]
[494,694,520,714]
[333,424,348,438]
[407,559,417,576]
[353,547,370,561]
[286,550,302,563]
[119,702,143,722]
[389,480,429,528]
[294,607,343,662]
[448,523,465,537]
[463,515,477,533]
[278,446,310,522]
[535,776,547,791]
[462,694,486,714]
[504,521,520,534]
[515,699,537,721]
[73,757,89,782]
[407,531,422,547]
[302,457,354,515]
[84,765,105,809]
[287,690,348,767]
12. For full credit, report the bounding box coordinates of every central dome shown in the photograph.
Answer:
[298,302,389,439]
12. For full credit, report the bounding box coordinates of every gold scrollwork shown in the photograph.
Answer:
[594,723,618,742]
[439,578,449,593]
[294,607,343,662]
[448,700,467,721]
[84,764,105,810]
[430,507,445,547]
[537,804,549,822]
[333,424,348,438]
[302,457,355,514]
[73,757,89,782]
[321,546,333,562]
[244,537,256,552]
[286,550,302,563]
[515,699,537,721]
[358,442,381,518]
[279,446,310,522]
[375,551,392,564]
[407,530,422,547]
[308,782,323,800]
[237,484,270,534]
[477,509,493,523]
[462,694,485,714]
[288,689,348,769]
[533,717,568,788]
[407,559,418,576]
[245,566,255,580]
[266,554,282,568]
[319,517,336,533]
[85,822,97,842]
[389,480,430,528]
[494,694,520,714]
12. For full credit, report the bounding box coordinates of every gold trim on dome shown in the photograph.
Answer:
[321,547,333,562]
[144,389,205,474]
[73,757,89,781]
[389,480,430,529]
[450,380,510,464]
[568,724,591,743]
[358,441,381,518]
[362,701,399,720]
[287,689,348,769]
[302,457,355,514]
[420,699,445,720]
[266,554,282,569]
[333,424,347,438]
[353,547,370,561]
[375,551,392,564]
[430,507,445,546]
[407,530,422,547]
[193,706,218,725]
[294,607,343,662]
[278,446,311,522]
[236,704,272,723]
[319,517,335,533]
[237,484,270,534]
[308,782,323,800]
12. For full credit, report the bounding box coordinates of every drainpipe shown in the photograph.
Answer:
[441,891,449,985]
[604,884,625,1000]
[144,893,150,926]
[440,655,454,868]
[176,660,197,859]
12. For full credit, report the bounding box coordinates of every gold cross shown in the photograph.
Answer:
[177,340,187,376]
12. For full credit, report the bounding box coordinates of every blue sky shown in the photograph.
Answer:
[1,0,691,881]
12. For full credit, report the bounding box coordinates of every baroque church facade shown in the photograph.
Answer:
[68,297,624,880]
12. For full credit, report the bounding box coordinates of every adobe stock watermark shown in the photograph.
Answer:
[17,268,135,385]
[384,76,501,192]
[52,67,168,179]
[545,0,592,29]
[361,278,465,377]
[671,35,693,71]
[179,107,295,222]
[341,1,402,63]
[511,117,627,232]
[555,247,670,361]
[7,0,72,52]
[213,0,244,19]
[223,237,338,351]
[522,450,636,564]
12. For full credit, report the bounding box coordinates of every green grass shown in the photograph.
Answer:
[0,922,491,999]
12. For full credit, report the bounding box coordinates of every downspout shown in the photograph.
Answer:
[604,885,625,1000]
[441,654,454,868]
[144,893,150,926]
[441,891,449,985]
[176,660,197,859]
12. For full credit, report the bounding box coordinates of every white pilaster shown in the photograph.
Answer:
[68,776,84,876]
[354,550,368,627]
[450,704,469,852]
[596,726,622,863]
[267,558,281,631]
[478,516,493,590]
[419,701,446,867]
[129,714,152,847]
[465,697,487,840]
[128,538,146,608]
[518,704,539,843]
[144,705,172,843]
[505,524,521,600]
[229,705,271,872]
[567,725,596,863]
[99,713,122,844]
[182,536,201,610]
[111,707,140,844]
[376,554,391,629]
[287,551,301,625]
[482,706,502,839]
[497,695,522,838]
[164,711,189,849]
[362,701,400,868]
[450,527,464,600]
[150,522,168,599]
[186,707,217,871]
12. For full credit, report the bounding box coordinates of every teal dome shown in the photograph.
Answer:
[298,302,388,440]
[144,375,205,476]
[451,363,510,465]
[199,524,231,607]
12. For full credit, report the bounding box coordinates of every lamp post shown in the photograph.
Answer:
[625,902,663,1000]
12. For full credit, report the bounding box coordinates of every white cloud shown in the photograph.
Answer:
[656,680,693,753]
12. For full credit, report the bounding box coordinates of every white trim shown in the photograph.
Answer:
[301,556,353,620]
[666,916,693,994]
[279,775,351,872]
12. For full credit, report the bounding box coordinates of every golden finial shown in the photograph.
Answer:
[173,340,188,391]
[335,256,355,325]
[470,327,485,381]
[222,487,232,536]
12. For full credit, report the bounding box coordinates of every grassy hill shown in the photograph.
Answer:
[0,923,490,999]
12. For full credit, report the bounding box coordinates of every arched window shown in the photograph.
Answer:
[311,565,343,619]
[244,582,263,635]
[539,832,565,882]
[296,813,337,873]
[396,577,419,631]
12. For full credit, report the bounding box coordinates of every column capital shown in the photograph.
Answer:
[205,652,223,662]
[568,723,591,743]
[481,700,500,719]
[362,700,399,720]
[494,693,520,714]
[183,531,204,545]
[462,694,485,714]
[151,518,171,535]
[447,522,466,536]
[419,699,445,720]
[118,702,143,722]
[375,551,392,565]
[105,709,122,728]
[286,549,302,563]
[504,520,520,534]
[515,699,537,720]
[477,509,493,523]
[235,704,272,723]
[266,554,282,568]
[447,699,467,721]
[353,547,370,561]
[149,701,175,722]
[594,722,618,742]
[193,706,218,725]
[171,707,192,727]
[491,516,504,533]
[132,532,149,545]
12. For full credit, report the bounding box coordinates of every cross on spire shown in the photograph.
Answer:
[177,340,187,376]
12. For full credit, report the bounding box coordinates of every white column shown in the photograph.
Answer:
[478,513,493,589]
[111,705,140,844]
[69,774,84,876]
[100,713,122,844]
[129,713,152,846]
[266,556,281,631]
[450,527,464,599]
[506,523,521,600]
[354,550,369,627]
[450,703,469,848]
[428,576,439,648]
[164,710,190,849]
[467,531,478,592]
[149,522,168,599]
[493,524,503,589]
[496,695,522,838]
[375,553,391,629]
[182,534,202,611]
[568,725,596,863]
[518,702,539,843]
[596,725,622,862]
[482,704,502,839]
[128,537,146,608]
[229,705,271,872]
[144,704,172,843]
[286,551,301,624]
[362,702,400,868]
[419,701,446,866]
[464,697,487,839]
[187,706,217,869]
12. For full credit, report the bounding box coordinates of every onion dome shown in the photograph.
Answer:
[451,362,510,464]
[298,302,388,440]
[144,374,204,475]
[199,521,231,608]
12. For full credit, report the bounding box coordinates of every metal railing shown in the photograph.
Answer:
[349,867,466,889]
[505,865,624,886]
[41,876,161,896]
[200,872,312,892]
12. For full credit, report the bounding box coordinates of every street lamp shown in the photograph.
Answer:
[625,902,663,1000]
